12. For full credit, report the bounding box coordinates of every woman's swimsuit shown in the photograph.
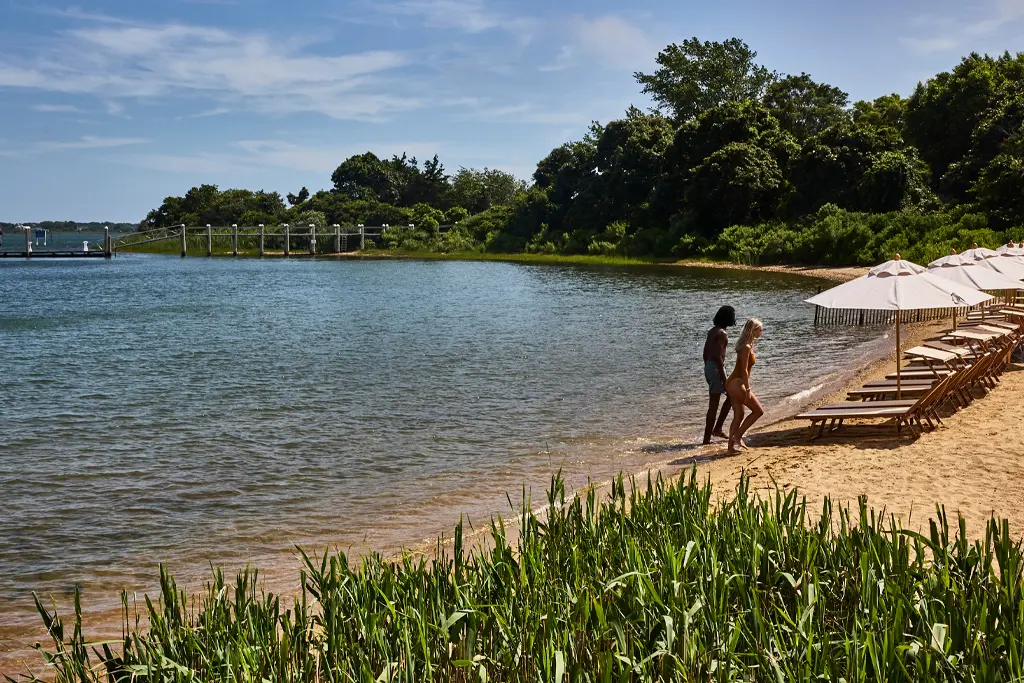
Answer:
[727,347,755,386]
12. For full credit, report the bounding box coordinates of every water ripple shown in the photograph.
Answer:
[0,256,877,650]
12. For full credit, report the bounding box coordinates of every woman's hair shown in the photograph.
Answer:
[713,305,736,328]
[735,318,763,352]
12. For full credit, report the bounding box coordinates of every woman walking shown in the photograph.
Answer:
[726,318,764,455]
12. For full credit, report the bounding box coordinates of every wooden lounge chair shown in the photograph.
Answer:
[798,373,954,439]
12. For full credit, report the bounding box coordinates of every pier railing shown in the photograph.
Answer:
[113,223,456,257]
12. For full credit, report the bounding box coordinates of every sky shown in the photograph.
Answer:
[0,0,1022,222]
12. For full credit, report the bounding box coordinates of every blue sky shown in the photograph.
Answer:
[1,0,1022,222]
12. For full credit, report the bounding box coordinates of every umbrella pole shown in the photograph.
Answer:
[896,310,902,400]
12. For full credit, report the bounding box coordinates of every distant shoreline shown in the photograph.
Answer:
[113,243,868,283]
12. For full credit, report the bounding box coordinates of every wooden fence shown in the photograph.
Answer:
[113,223,456,257]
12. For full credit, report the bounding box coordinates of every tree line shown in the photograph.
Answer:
[141,38,1024,266]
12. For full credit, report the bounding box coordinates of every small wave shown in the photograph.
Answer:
[784,383,827,402]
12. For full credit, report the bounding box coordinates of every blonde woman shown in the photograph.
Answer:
[725,318,764,455]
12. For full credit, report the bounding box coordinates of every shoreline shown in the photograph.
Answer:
[114,246,868,283]
[5,316,1021,675]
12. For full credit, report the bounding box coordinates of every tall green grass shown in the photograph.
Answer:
[18,472,1024,682]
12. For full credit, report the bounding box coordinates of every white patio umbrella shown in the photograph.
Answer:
[996,243,1024,257]
[927,252,1022,327]
[927,253,1023,290]
[961,244,1024,280]
[806,256,992,397]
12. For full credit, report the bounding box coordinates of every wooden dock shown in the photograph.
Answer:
[0,226,114,259]
[0,250,110,258]
[112,223,417,257]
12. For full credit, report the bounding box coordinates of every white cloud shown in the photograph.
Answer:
[454,100,592,125]
[121,139,444,174]
[33,103,84,112]
[968,0,1024,33]
[574,15,654,70]
[903,0,1024,53]
[39,136,147,151]
[370,0,538,45]
[900,36,961,54]
[0,136,147,156]
[189,107,231,118]
[539,15,653,72]
[376,0,502,33]
[0,19,416,121]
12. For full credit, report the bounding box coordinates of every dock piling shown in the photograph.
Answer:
[259,224,265,257]
[334,224,340,253]
[309,225,316,255]
[284,225,290,257]
[232,224,238,257]
[180,225,187,257]
[207,225,213,257]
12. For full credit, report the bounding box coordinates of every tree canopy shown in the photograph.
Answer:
[138,39,1024,266]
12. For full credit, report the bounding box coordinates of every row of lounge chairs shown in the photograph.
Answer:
[797,306,1024,439]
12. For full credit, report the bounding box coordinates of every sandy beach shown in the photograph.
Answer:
[666,319,1024,542]
[673,261,870,283]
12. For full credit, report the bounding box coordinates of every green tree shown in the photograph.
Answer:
[297,210,327,227]
[852,94,907,134]
[857,150,929,213]
[591,107,675,222]
[401,154,449,207]
[653,101,797,227]
[330,152,404,203]
[904,52,1024,199]
[763,73,849,140]
[286,187,310,206]
[683,142,787,236]
[447,168,527,214]
[972,152,1024,228]
[635,38,775,122]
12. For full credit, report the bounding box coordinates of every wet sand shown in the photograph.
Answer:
[673,261,869,283]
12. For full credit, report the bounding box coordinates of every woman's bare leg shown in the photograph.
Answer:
[726,388,746,454]
[736,394,765,444]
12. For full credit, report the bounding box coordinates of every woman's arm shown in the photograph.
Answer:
[735,345,752,382]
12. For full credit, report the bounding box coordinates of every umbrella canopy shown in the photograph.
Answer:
[960,246,1002,261]
[995,245,1024,265]
[806,258,992,310]
[806,257,992,399]
[974,255,1024,280]
[927,254,1024,290]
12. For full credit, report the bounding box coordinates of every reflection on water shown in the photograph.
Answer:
[0,256,877,665]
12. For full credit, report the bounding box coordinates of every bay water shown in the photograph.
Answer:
[0,255,880,668]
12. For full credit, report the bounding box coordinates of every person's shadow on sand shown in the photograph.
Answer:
[639,441,746,467]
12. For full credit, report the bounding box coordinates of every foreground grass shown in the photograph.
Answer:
[20,472,1024,682]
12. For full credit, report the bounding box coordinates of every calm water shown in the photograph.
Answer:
[0,256,880,664]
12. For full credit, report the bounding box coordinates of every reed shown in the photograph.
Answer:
[18,472,1024,682]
